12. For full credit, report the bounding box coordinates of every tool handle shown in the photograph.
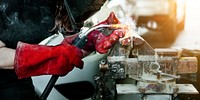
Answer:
[40,75,59,100]
[73,35,87,48]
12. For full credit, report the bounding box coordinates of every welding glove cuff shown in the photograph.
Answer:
[14,42,83,79]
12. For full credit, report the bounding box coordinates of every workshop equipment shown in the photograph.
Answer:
[95,25,199,100]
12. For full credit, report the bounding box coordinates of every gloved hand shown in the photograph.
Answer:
[63,12,125,54]
[14,42,83,79]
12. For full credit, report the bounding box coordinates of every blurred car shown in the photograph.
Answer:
[130,0,186,40]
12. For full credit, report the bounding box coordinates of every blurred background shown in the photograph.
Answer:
[86,0,200,99]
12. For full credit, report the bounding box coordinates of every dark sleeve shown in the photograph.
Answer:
[0,27,52,49]
[0,16,53,49]
[0,0,55,49]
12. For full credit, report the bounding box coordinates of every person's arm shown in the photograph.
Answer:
[0,40,15,69]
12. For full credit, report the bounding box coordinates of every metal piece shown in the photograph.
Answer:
[177,57,198,74]
[99,27,199,99]
[157,71,181,79]
[116,84,198,94]
[99,59,109,72]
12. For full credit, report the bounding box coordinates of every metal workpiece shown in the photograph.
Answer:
[96,28,199,99]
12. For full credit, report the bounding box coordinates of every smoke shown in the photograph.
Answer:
[0,2,54,48]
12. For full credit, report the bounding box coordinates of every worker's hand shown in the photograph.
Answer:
[84,28,125,54]
[84,12,125,53]
[62,12,125,54]
[14,42,83,79]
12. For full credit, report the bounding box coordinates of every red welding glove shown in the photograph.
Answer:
[63,12,125,54]
[14,42,83,79]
